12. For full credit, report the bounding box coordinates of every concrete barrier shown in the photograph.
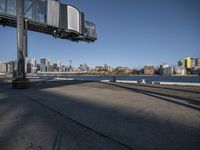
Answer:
[116,80,138,84]
[158,82,200,86]
[101,80,200,86]
[100,80,138,84]
[100,80,110,82]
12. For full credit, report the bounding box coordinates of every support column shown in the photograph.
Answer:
[24,19,28,58]
[12,0,29,89]
[17,0,25,78]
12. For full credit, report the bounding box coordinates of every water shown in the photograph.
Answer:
[43,75,200,83]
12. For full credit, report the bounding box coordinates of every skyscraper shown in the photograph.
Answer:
[58,59,62,71]
[40,58,46,72]
[25,58,31,73]
[47,58,53,72]
[31,57,37,74]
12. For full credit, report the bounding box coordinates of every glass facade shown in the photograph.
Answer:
[0,0,47,23]
[0,0,97,41]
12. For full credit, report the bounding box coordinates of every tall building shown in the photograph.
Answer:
[31,57,37,74]
[25,58,31,73]
[47,58,53,72]
[58,60,62,71]
[40,58,46,72]
[31,57,36,67]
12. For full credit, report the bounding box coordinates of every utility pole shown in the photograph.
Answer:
[12,0,29,88]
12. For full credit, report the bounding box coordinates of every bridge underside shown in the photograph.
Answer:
[0,13,81,41]
[0,0,97,42]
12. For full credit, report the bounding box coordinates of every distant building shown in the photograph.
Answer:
[195,58,200,67]
[185,57,195,74]
[40,58,46,72]
[163,66,173,76]
[31,57,37,74]
[0,61,15,78]
[178,59,185,69]
[0,62,6,73]
[191,58,196,68]
[6,61,15,75]
[47,58,54,72]
[0,63,6,77]
[167,67,173,76]
[79,64,89,72]
[14,60,18,71]
[53,63,58,72]
[144,65,154,75]
[95,66,104,71]
[58,60,62,71]
[159,64,173,76]
[174,67,185,75]
[185,57,191,70]
[25,58,31,73]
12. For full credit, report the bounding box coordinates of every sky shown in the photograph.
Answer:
[0,0,200,68]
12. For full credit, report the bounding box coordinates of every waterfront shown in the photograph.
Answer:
[37,75,200,83]
[0,0,200,149]
[0,80,200,150]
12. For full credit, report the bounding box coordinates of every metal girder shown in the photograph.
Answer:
[0,0,97,42]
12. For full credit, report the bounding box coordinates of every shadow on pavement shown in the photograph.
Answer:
[30,80,95,89]
[103,82,200,111]
[128,83,200,94]
[0,81,199,150]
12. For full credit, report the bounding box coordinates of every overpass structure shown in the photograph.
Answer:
[0,0,97,41]
[0,0,97,88]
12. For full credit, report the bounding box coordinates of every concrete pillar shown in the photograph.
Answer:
[16,0,25,78]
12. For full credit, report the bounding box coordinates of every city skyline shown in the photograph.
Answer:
[1,55,199,69]
[1,56,200,77]
[0,0,200,68]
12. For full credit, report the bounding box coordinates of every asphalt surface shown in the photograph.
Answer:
[0,80,200,150]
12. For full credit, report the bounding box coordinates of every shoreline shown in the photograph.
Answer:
[100,80,200,87]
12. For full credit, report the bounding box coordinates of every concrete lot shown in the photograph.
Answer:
[0,80,200,150]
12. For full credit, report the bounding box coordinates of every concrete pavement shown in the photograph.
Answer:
[0,80,200,150]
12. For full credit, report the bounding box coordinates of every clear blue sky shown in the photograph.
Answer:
[0,0,200,68]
